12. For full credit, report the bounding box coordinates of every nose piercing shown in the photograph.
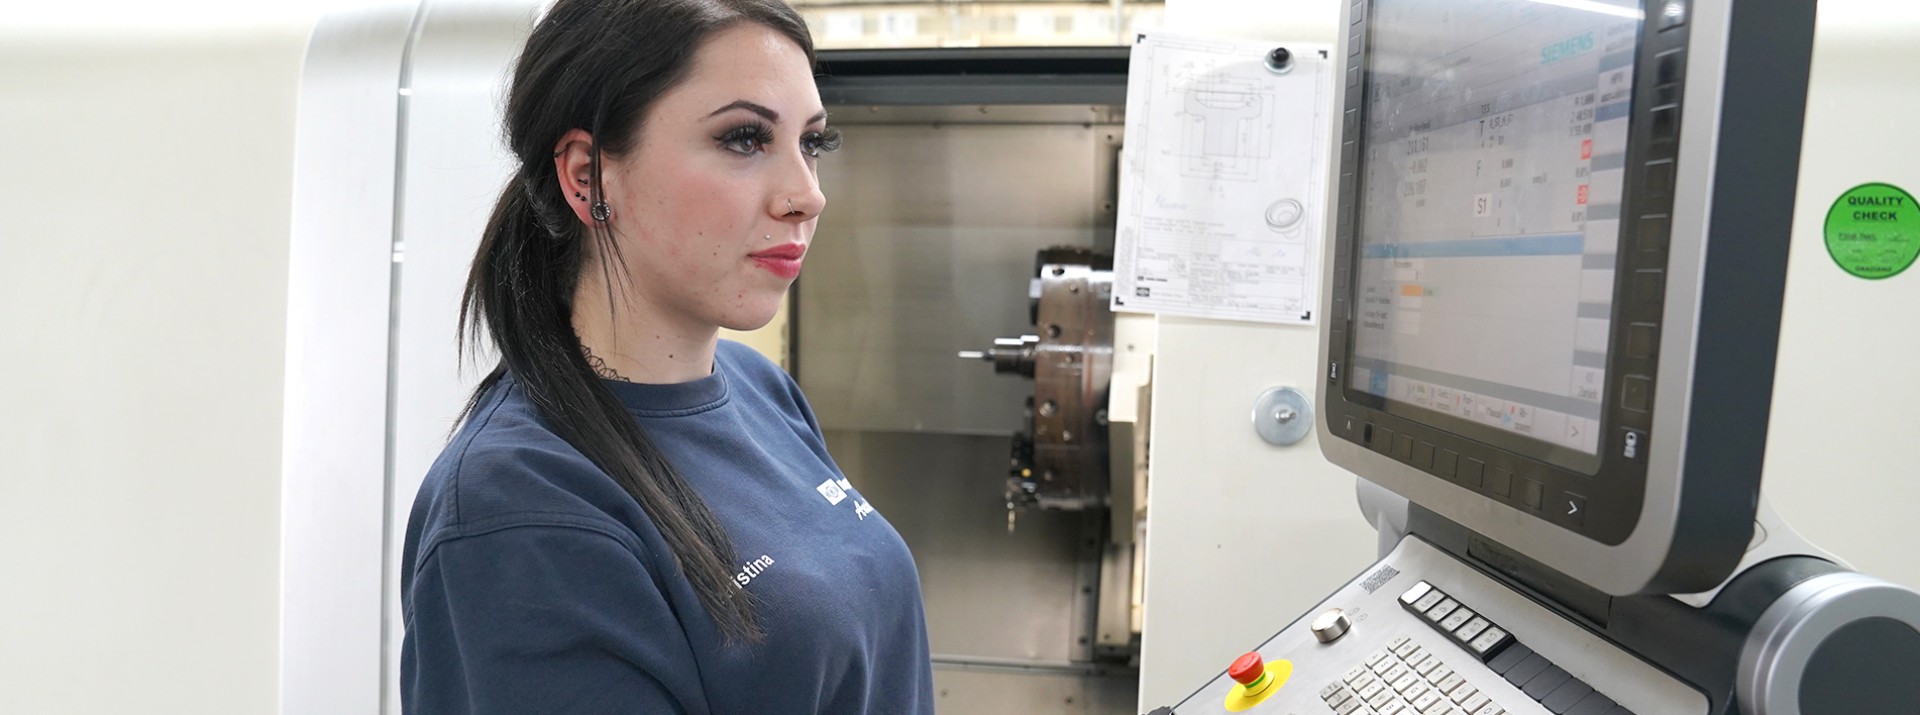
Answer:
[787,199,794,214]
[764,235,772,241]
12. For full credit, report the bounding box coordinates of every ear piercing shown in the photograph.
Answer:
[591,202,611,222]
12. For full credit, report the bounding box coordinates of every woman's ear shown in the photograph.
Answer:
[552,128,598,225]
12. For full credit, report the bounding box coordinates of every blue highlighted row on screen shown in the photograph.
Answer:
[1362,233,1585,259]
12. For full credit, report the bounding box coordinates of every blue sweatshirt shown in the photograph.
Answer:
[401,340,934,714]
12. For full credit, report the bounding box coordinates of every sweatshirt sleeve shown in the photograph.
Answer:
[401,523,704,715]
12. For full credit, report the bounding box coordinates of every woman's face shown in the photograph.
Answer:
[586,23,830,333]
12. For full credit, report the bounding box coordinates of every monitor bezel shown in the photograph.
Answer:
[1317,0,1816,595]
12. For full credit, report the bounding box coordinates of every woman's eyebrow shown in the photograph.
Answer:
[707,100,778,121]
[705,100,830,126]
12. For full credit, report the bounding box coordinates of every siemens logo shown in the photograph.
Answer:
[1541,32,1595,65]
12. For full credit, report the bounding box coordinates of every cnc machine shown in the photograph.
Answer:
[1148,0,1920,713]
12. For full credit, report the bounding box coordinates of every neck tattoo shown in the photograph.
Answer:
[582,346,632,383]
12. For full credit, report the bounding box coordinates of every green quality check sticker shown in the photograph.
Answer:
[1825,182,1920,280]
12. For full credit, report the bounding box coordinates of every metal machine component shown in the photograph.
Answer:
[1250,386,1312,448]
[962,248,1116,511]
[1737,572,1920,715]
[1310,609,1352,644]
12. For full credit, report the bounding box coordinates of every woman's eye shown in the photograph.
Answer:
[802,128,844,158]
[719,125,775,155]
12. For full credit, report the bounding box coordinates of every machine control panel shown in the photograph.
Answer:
[1154,538,1706,714]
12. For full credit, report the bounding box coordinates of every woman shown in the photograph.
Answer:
[399,1,934,712]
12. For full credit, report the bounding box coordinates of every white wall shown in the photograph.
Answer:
[1763,1,1920,590]
[1137,0,1380,710]
[0,21,311,715]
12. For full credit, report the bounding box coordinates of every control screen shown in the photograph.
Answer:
[1350,0,1643,464]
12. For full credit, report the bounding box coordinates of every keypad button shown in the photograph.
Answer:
[1440,608,1475,632]
[1451,685,1479,704]
[1518,478,1544,510]
[1347,665,1371,683]
[1426,599,1460,622]
[1626,323,1658,359]
[1523,665,1572,699]
[1379,701,1407,715]
[1455,618,1491,642]
[1470,627,1512,657]
[1329,687,1355,706]
[1504,654,1551,686]
[1656,0,1686,30]
[1637,215,1670,256]
[1650,105,1678,146]
[1622,375,1652,412]
[1565,692,1617,715]
[1404,682,1431,703]
[1474,704,1504,715]
[1414,590,1447,612]
[1322,682,1346,700]
[1414,657,1441,676]
[1645,160,1675,197]
[1486,467,1513,498]
[1487,643,1532,674]
[1544,680,1595,714]
[1358,680,1386,701]
[1436,673,1465,695]
[1655,48,1684,86]
[1412,692,1443,713]
[1461,458,1485,488]
[1367,650,1391,668]
[1463,693,1491,712]
[1386,665,1414,685]
[1390,634,1415,649]
[1369,686,1398,709]
[1336,696,1364,715]
[1428,664,1455,685]
[1393,674,1423,693]
[1355,674,1380,692]
[1564,493,1587,527]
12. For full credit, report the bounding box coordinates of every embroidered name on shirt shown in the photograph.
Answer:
[853,499,875,520]
[733,554,776,589]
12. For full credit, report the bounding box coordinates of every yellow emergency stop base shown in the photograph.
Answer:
[1223,660,1293,712]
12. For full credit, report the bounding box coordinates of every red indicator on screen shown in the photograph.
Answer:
[1582,139,1593,159]
[1577,185,1590,205]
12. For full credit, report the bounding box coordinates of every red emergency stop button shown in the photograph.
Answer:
[1221,651,1292,711]
[1229,652,1265,686]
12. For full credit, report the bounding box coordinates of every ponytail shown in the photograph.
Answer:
[456,164,762,644]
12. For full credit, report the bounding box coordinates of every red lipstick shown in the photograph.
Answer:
[749,243,806,279]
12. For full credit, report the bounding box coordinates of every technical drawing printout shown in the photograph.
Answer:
[1349,0,1642,457]
[1111,33,1332,325]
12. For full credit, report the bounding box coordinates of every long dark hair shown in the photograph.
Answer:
[458,0,816,643]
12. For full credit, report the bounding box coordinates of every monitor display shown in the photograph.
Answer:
[1349,0,1642,470]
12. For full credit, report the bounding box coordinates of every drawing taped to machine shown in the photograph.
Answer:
[1111,31,1331,325]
